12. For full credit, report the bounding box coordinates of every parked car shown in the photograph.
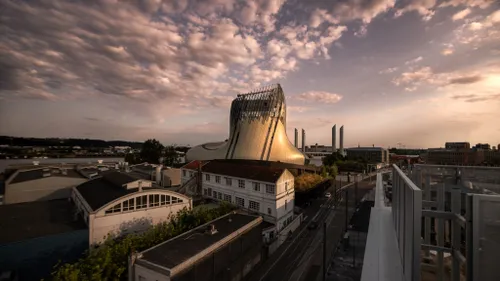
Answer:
[324,192,331,198]
[308,220,319,230]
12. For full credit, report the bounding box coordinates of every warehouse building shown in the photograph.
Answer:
[3,166,88,204]
[0,199,88,281]
[129,212,263,281]
[72,171,192,245]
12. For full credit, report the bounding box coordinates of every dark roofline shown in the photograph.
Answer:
[137,212,262,276]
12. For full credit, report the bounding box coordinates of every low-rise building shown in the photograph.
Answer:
[181,160,296,239]
[129,212,263,281]
[131,163,182,187]
[0,199,88,281]
[72,171,192,245]
[346,146,389,164]
[426,148,485,165]
[3,166,88,204]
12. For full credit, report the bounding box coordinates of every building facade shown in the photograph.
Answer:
[186,84,305,165]
[72,171,192,245]
[181,160,295,237]
[346,147,389,164]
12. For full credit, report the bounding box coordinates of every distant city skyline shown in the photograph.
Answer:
[1,0,499,148]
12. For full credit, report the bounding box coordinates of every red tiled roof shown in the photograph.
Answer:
[181,160,205,171]
[201,161,286,183]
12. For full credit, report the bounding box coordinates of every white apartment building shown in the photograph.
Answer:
[72,171,191,245]
[181,160,295,238]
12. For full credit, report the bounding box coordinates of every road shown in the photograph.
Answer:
[245,175,376,281]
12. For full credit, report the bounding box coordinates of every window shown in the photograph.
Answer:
[105,203,122,214]
[182,170,186,177]
[163,195,171,205]
[213,191,218,199]
[285,182,289,191]
[235,197,244,207]
[205,174,210,181]
[160,195,166,205]
[172,196,180,204]
[238,180,245,188]
[253,182,260,192]
[224,194,232,202]
[285,199,287,210]
[225,177,232,186]
[267,207,272,215]
[266,184,275,194]
[203,188,208,196]
[123,198,135,211]
[249,200,260,211]
[136,195,147,209]
[207,188,212,197]
[215,176,221,183]
[149,194,160,207]
[218,192,222,200]
[189,171,194,177]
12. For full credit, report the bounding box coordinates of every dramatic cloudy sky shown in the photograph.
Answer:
[1,0,499,148]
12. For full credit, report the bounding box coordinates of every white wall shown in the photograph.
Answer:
[89,191,191,245]
[134,264,169,281]
[201,170,295,229]
[163,168,181,187]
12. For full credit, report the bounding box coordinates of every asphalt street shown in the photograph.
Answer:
[245,175,377,281]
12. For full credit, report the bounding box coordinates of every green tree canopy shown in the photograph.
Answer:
[322,152,345,166]
[140,139,164,164]
[163,145,179,166]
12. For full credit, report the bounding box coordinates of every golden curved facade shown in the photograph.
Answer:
[186,84,305,165]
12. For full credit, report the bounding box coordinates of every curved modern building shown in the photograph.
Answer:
[186,84,305,165]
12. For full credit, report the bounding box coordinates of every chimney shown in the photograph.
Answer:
[294,128,298,148]
[339,125,344,153]
[209,224,218,235]
[332,124,336,152]
[301,129,306,152]
[155,165,163,186]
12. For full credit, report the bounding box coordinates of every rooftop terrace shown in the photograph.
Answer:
[361,164,500,281]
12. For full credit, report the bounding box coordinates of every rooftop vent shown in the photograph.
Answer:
[33,161,40,166]
[42,173,51,178]
[209,224,218,235]
[43,168,50,172]
[97,160,103,164]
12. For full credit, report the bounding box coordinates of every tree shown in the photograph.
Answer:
[124,153,141,165]
[140,139,164,164]
[163,146,179,166]
[326,165,338,179]
[322,152,344,166]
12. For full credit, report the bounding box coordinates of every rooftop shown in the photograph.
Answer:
[75,171,155,211]
[201,160,286,183]
[131,163,157,173]
[0,199,87,244]
[181,160,205,171]
[9,167,85,184]
[139,213,262,271]
[347,147,385,151]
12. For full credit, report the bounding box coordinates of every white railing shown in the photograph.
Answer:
[392,165,422,281]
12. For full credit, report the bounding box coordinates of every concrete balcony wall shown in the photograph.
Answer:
[361,172,404,281]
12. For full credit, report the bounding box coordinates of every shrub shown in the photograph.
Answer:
[294,173,325,192]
